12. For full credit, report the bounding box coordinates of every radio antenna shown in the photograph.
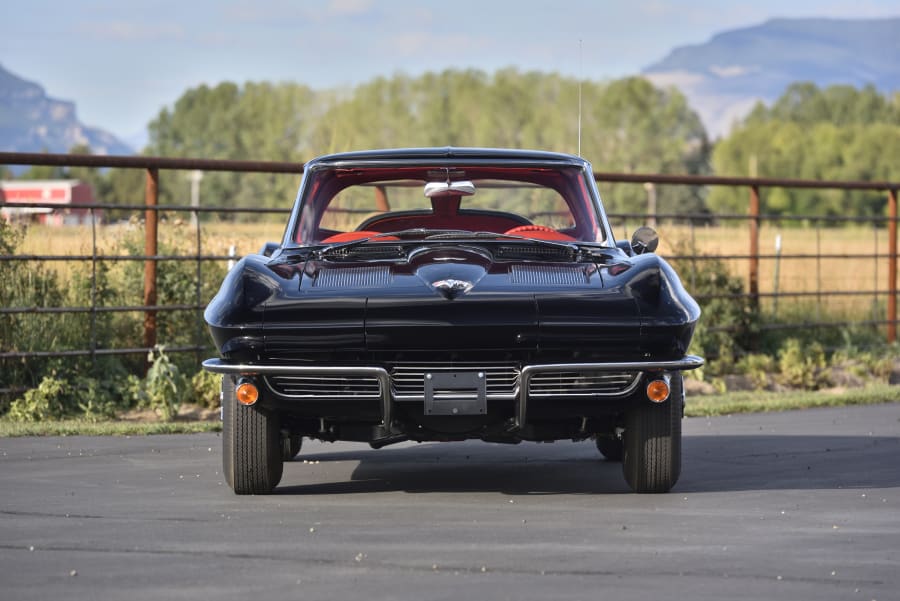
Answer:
[577,38,583,157]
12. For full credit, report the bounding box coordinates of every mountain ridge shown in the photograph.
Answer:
[2,17,898,154]
[643,17,900,137]
[0,63,133,156]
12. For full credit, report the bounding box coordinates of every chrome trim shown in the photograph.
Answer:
[203,354,705,433]
[391,363,519,401]
[514,355,704,428]
[264,374,382,399]
[527,370,641,398]
[431,278,474,294]
[203,359,393,430]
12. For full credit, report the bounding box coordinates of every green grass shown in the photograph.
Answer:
[686,384,899,417]
[0,419,221,437]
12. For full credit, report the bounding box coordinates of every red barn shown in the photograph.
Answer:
[0,180,101,225]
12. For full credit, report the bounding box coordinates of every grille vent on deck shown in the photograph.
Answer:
[328,245,405,260]
[509,264,589,286]
[314,265,391,288]
[494,246,574,261]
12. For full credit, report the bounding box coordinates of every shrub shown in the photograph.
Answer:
[668,240,759,375]
[736,353,777,389]
[778,338,830,389]
[7,377,70,422]
[831,346,896,383]
[6,373,119,422]
[127,347,189,421]
[1,217,225,416]
[190,369,221,409]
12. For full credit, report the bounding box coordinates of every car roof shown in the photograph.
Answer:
[306,147,590,170]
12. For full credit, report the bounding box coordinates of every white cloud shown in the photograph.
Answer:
[709,64,757,78]
[643,70,708,89]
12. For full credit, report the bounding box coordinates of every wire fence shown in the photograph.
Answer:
[1,152,897,395]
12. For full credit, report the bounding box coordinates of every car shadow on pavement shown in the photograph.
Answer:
[277,440,630,495]
[274,435,900,496]
[678,434,900,493]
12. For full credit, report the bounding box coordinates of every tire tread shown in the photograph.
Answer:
[622,374,683,493]
[222,376,283,494]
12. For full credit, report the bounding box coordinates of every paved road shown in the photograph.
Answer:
[1,404,899,601]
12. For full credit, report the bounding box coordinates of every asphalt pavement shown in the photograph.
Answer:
[1,403,899,601]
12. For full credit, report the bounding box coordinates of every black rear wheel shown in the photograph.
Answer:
[622,373,683,493]
[222,376,283,495]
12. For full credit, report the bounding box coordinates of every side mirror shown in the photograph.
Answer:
[631,226,659,255]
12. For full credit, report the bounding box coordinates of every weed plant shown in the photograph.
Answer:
[1,219,225,420]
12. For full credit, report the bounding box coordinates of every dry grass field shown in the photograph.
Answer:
[658,223,892,314]
[16,219,896,317]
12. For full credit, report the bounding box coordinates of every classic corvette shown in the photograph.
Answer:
[203,148,702,495]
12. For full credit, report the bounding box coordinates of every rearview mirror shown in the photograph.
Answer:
[631,226,659,255]
[424,180,476,198]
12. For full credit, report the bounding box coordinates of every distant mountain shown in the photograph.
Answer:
[643,17,900,138]
[0,63,132,156]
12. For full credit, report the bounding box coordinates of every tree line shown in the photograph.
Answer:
[710,82,899,217]
[6,70,898,219]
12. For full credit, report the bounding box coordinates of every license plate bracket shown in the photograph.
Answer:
[424,371,487,415]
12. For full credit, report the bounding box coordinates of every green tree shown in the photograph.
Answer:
[64,144,111,202]
[712,83,899,218]
[147,81,319,215]
[583,77,710,217]
[145,70,710,218]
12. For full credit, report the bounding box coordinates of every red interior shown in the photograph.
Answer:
[361,213,527,234]
[504,225,576,242]
[320,196,575,244]
[320,231,400,243]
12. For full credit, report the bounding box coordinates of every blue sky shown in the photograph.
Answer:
[3,0,899,143]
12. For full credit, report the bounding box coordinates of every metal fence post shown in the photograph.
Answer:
[90,206,97,370]
[143,168,159,357]
[889,188,898,344]
[194,205,203,363]
[749,185,760,308]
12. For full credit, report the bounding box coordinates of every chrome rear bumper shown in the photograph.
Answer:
[202,355,704,431]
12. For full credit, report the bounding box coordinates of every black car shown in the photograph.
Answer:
[203,148,702,495]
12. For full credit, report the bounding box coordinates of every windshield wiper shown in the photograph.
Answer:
[315,229,428,258]
[316,228,593,260]
[425,230,585,252]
